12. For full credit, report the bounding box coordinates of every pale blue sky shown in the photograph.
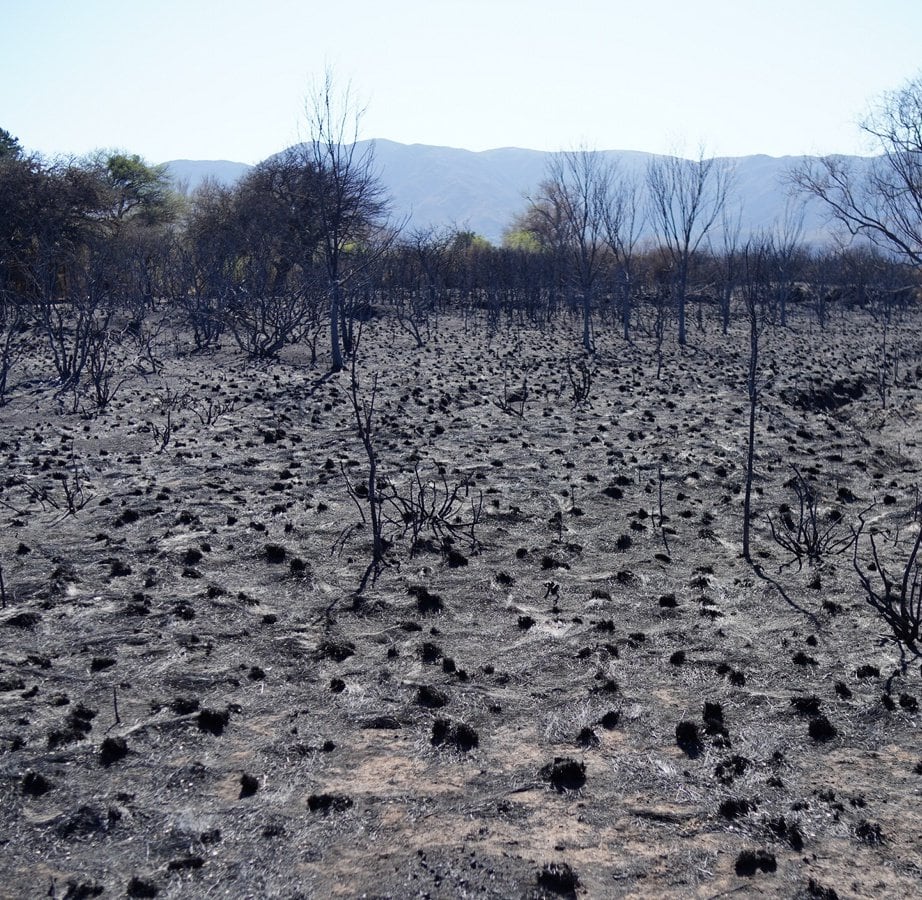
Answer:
[3,0,920,164]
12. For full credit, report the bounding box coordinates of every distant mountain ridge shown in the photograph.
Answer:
[164,159,252,193]
[165,141,870,246]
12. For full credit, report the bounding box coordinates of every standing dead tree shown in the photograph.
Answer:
[647,147,732,346]
[386,227,454,348]
[336,331,485,601]
[767,201,806,327]
[301,70,393,372]
[604,171,644,342]
[520,148,619,352]
[341,345,388,593]
[792,72,922,268]
[741,238,770,563]
[171,187,233,352]
[81,324,130,413]
[716,203,743,335]
[36,249,115,391]
[0,300,24,404]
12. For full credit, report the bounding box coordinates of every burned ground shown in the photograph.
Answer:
[1,305,921,898]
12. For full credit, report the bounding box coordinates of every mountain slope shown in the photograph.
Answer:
[165,142,868,245]
[164,159,252,193]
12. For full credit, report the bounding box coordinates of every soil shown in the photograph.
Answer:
[1,304,922,899]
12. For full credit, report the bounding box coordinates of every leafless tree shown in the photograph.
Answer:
[526,148,618,351]
[0,298,24,404]
[647,146,732,345]
[342,337,388,593]
[792,72,922,267]
[300,70,393,371]
[767,200,807,326]
[805,247,835,329]
[173,182,235,350]
[740,237,771,563]
[603,171,644,342]
[716,202,744,334]
[37,246,115,390]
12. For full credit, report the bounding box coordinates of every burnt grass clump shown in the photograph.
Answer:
[22,770,53,796]
[540,757,586,792]
[535,861,580,897]
[2,309,922,897]
[675,720,703,758]
[808,715,838,742]
[409,584,444,614]
[98,736,128,767]
[734,849,777,876]
[197,708,230,736]
[415,684,448,708]
[307,793,354,814]
[431,717,479,752]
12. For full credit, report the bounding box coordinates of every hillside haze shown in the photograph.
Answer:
[166,141,862,245]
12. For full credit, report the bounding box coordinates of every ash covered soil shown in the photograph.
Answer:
[1,308,922,899]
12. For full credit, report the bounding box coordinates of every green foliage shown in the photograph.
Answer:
[0,128,22,161]
[102,152,175,224]
[504,185,569,254]
[501,228,542,253]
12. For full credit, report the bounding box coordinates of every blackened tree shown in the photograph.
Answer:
[647,147,732,345]
[300,70,393,371]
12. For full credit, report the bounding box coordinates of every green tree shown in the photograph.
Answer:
[0,128,22,160]
[501,228,542,253]
[98,152,175,225]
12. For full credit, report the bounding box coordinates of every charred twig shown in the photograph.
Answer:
[853,505,922,661]
[146,383,191,452]
[493,369,528,417]
[767,466,854,571]
[339,461,368,526]
[57,448,93,517]
[14,441,93,518]
[345,339,390,595]
[653,465,671,554]
[566,356,594,406]
[382,466,483,554]
[190,395,242,426]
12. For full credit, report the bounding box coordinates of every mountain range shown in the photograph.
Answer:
[165,140,864,246]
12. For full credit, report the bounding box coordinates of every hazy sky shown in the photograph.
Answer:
[3,0,920,164]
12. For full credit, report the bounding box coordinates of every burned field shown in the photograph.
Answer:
[1,305,922,899]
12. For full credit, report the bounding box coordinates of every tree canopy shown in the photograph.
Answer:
[0,128,22,161]
[98,152,176,225]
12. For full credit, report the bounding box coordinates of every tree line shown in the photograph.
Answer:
[1,72,921,388]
